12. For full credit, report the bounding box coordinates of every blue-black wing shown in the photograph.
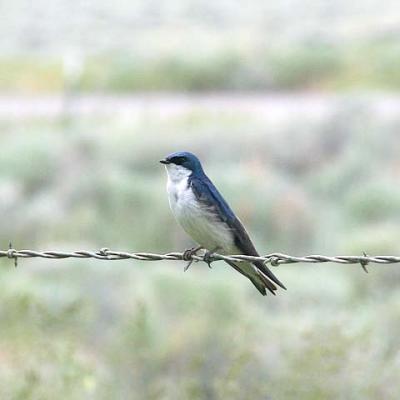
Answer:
[189,174,286,291]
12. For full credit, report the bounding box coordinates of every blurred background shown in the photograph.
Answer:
[1,1,400,399]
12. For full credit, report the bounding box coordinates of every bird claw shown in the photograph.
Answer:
[203,251,214,269]
[182,246,202,272]
[182,247,195,261]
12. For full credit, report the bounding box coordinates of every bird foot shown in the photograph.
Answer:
[203,250,215,269]
[183,246,202,272]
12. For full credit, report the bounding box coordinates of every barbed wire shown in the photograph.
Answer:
[1,246,400,271]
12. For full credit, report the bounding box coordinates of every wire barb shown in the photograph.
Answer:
[1,247,400,268]
[359,251,369,273]
[7,242,18,268]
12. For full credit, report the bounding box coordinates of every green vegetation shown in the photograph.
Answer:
[2,41,400,92]
[1,262,399,400]
[1,99,400,398]
[2,1,400,396]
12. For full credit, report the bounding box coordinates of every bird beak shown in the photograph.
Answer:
[159,159,170,165]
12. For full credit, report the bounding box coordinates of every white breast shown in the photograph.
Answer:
[165,165,235,252]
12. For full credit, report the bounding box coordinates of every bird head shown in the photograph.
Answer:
[160,151,204,179]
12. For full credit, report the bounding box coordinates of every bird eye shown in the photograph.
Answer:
[173,156,186,164]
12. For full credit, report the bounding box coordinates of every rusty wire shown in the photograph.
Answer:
[1,246,400,271]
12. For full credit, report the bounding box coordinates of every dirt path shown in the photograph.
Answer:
[0,93,399,122]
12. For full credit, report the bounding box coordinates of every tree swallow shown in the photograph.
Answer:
[160,151,286,295]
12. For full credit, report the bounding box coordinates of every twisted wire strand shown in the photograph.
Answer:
[1,247,400,269]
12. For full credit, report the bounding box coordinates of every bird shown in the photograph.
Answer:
[160,151,286,295]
